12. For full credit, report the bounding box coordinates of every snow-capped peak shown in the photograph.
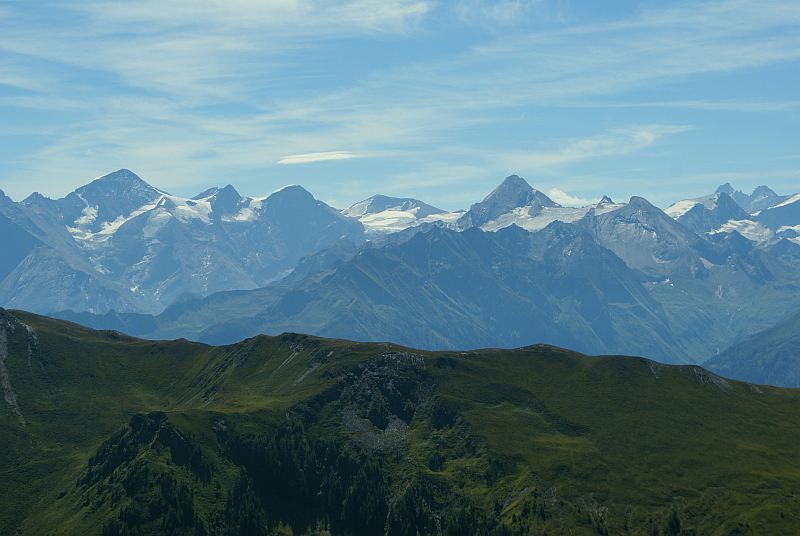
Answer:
[343,194,445,219]
[456,175,559,229]
[343,194,459,235]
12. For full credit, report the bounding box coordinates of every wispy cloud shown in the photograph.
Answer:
[81,0,431,34]
[547,188,595,207]
[0,1,432,102]
[0,0,798,204]
[560,99,800,113]
[278,151,362,165]
[502,124,692,170]
[451,0,553,27]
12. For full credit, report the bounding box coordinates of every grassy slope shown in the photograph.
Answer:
[436,348,800,531]
[1,310,800,535]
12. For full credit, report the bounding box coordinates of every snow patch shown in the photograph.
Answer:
[481,203,625,233]
[67,198,163,244]
[224,197,265,223]
[778,224,800,244]
[357,208,463,234]
[167,195,212,223]
[711,219,774,244]
[74,204,98,226]
[664,200,699,219]
[772,193,800,209]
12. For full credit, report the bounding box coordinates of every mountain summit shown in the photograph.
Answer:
[343,194,445,219]
[0,171,366,315]
[343,194,458,234]
[205,184,244,216]
[715,182,787,212]
[457,175,559,229]
[57,169,162,233]
[664,191,750,234]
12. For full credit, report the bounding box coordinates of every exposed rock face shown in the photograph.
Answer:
[0,309,35,426]
[672,192,750,234]
[456,175,559,229]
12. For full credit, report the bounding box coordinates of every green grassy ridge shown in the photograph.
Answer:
[1,310,800,534]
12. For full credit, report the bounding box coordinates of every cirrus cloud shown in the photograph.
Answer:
[277,151,363,165]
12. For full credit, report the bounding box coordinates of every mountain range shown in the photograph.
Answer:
[3,170,800,377]
[3,309,800,534]
[0,170,363,314]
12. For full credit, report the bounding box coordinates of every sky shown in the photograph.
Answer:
[0,0,799,210]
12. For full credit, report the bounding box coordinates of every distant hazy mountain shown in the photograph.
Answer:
[344,194,445,219]
[7,171,800,372]
[44,168,163,234]
[664,191,750,234]
[707,309,800,387]
[57,223,689,361]
[755,193,800,229]
[455,174,560,229]
[665,183,799,245]
[0,211,40,281]
[343,194,461,234]
[452,175,630,234]
[0,170,364,314]
[715,182,789,212]
[580,195,715,278]
[0,185,151,314]
[66,212,800,365]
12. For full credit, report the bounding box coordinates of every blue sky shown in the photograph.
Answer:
[1,0,798,210]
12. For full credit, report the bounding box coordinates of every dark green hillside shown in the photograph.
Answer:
[2,309,800,535]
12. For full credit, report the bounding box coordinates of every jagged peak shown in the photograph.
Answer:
[627,196,656,209]
[67,169,162,213]
[541,218,582,235]
[80,169,152,190]
[751,185,778,198]
[498,174,530,189]
[485,175,535,200]
[481,175,555,206]
[213,184,242,203]
[21,191,51,205]
[493,221,532,237]
[456,174,559,229]
[193,187,220,200]
[208,184,244,216]
[712,190,739,205]
[715,182,736,195]
[264,184,318,207]
[193,184,241,200]
[218,184,240,196]
[597,195,614,205]
[269,184,312,197]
